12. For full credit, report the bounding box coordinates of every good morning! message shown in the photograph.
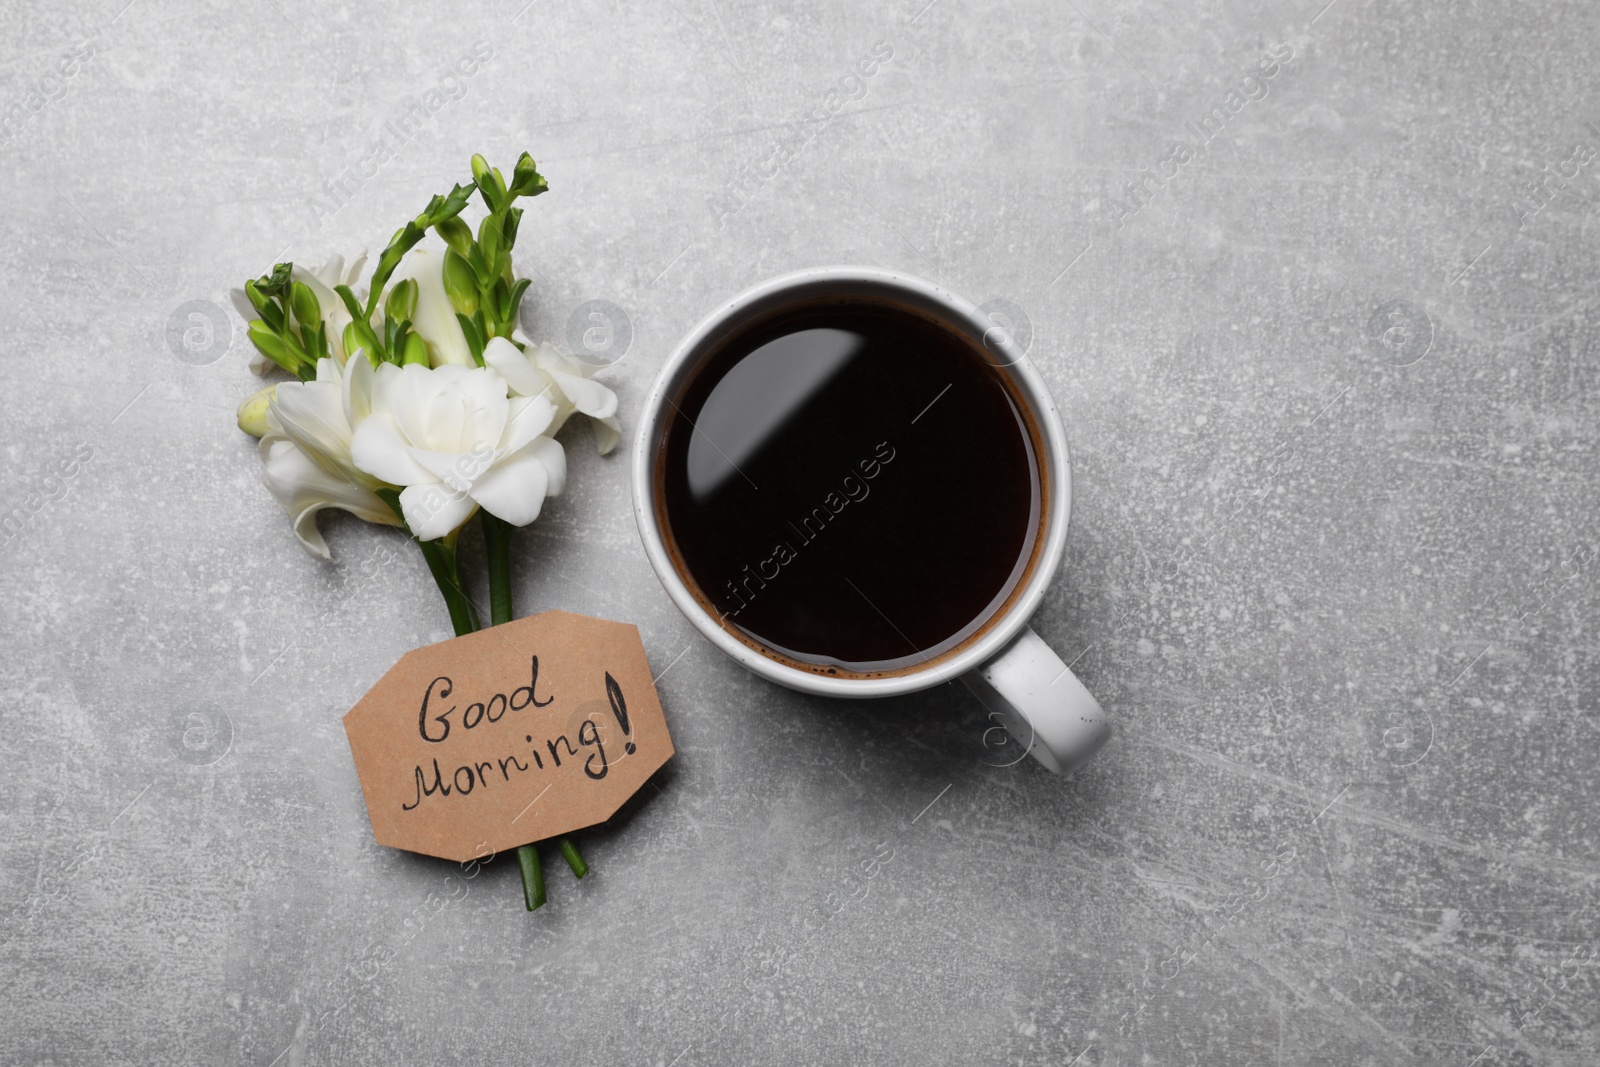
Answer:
[343,610,675,862]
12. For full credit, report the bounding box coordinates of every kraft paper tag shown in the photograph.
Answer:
[343,610,674,862]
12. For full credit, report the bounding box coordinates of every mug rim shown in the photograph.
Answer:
[630,265,1072,699]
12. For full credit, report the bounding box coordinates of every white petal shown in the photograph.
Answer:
[260,437,392,520]
[523,343,621,445]
[289,505,335,561]
[325,303,354,364]
[527,436,567,497]
[350,413,433,486]
[502,393,556,454]
[546,404,576,440]
[379,362,443,446]
[229,287,257,329]
[442,367,511,452]
[269,374,356,476]
[468,446,551,527]
[483,336,547,397]
[341,250,370,288]
[259,436,398,559]
[592,416,622,456]
[410,447,495,492]
[342,349,376,425]
[547,368,618,419]
[367,360,406,418]
[530,342,580,374]
[400,483,477,541]
[305,254,343,290]
[271,380,342,442]
[384,362,508,455]
[291,263,340,312]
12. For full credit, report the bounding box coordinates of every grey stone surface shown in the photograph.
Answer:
[2,0,1598,1064]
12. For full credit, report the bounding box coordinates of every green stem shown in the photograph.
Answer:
[417,537,480,636]
[481,510,552,908]
[481,511,514,627]
[557,837,588,879]
[481,512,562,905]
[381,497,584,911]
[517,844,546,911]
[377,488,480,637]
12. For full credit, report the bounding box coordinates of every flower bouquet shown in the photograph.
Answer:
[235,153,619,909]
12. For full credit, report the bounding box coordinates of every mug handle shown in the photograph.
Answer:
[962,626,1111,774]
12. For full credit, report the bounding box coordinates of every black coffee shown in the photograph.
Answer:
[659,300,1041,676]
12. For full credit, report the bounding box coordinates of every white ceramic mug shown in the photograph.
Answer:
[630,267,1110,774]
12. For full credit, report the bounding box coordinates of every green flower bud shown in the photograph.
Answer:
[436,216,472,255]
[442,250,480,316]
[465,243,492,287]
[478,214,504,270]
[471,153,508,211]
[489,277,511,324]
[343,319,382,365]
[246,281,284,331]
[386,278,418,323]
[247,321,299,374]
[455,312,485,366]
[401,331,429,366]
[499,207,523,252]
[471,154,497,210]
[235,383,277,438]
[258,262,293,299]
[244,279,271,316]
[289,281,322,329]
[506,277,532,322]
[508,153,547,198]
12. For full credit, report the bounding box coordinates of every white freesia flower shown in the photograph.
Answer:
[349,362,565,541]
[259,355,402,560]
[384,248,474,368]
[483,333,622,454]
[233,253,368,374]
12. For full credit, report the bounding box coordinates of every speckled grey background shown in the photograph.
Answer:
[2,0,1598,1064]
